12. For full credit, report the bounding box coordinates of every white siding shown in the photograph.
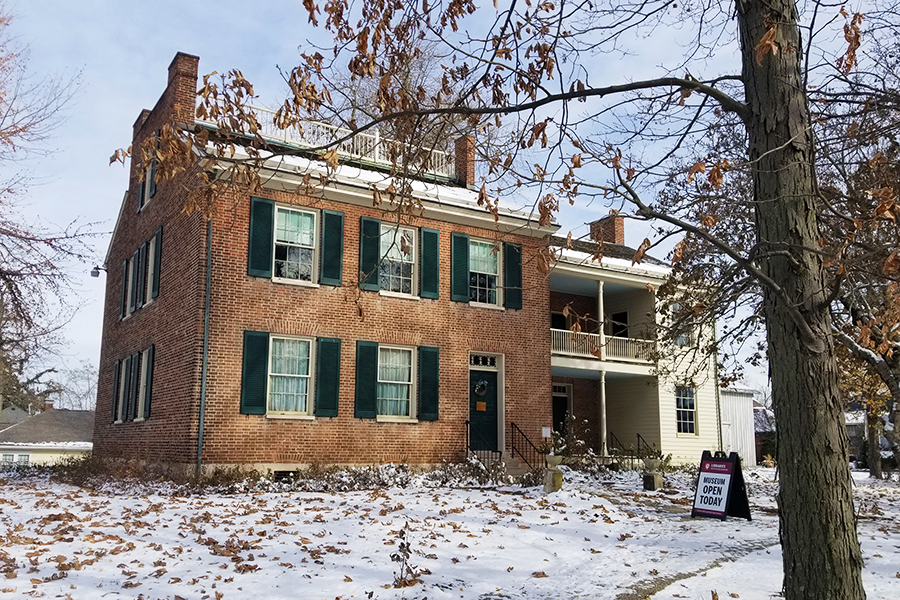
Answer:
[720,389,756,464]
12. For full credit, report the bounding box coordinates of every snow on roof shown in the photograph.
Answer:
[0,410,94,445]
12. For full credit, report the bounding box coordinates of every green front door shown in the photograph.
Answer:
[469,370,498,451]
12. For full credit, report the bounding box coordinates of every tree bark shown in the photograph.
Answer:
[736,1,865,598]
[867,414,882,480]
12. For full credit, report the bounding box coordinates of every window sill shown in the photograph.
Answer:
[272,278,319,289]
[470,301,504,311]
[266,413,315,420]
[379,291,419,301]
[376,416,419,424]
[133,417,145,423]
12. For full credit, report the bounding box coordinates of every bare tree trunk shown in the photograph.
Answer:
[867,415,882,479]
[737,1,865,598]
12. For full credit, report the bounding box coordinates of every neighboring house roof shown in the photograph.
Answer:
[0,410,94,450]
[753,406,776,433]
[0,406,32,429]
[550,235,669,268]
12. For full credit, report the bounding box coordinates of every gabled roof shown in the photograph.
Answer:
[0,409,94,447]
[550,235,668,268]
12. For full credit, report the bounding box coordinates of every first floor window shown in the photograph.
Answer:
[16,455,29,465]
[112,346,155,423]
[377,346,414,417]
[379,225,416,295]
[676,387,696,434]
[1,454,13,463]
[268,336,313,414]
[469,239,500,305]
[274,207,317,282]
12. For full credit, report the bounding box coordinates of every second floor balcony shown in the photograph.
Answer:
[550,328,655,364]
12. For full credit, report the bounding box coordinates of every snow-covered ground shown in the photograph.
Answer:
[0,466,897,599]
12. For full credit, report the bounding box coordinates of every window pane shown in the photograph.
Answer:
[377,347,413,416]
[469,241,498,274]
[380,226,415,294]
[268,338,311,413]
[274,209,315,281]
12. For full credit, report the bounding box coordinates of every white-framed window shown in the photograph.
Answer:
[671,302,691,347]
[676,386,697,434]
[377,345,416,418]
[144,234,157,305]
[1,454,13,463]
[273,206,318,283]
[16,455,29,465]
[379,224,417,295]
[469,239,502,306]
[121,228,162,318]
[268,336,314,415]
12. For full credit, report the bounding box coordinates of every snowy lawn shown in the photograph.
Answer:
[0,466,897,600]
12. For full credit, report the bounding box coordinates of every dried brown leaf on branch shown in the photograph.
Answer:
[754,25,778,65]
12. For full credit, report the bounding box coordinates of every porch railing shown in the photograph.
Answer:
[550,328,655,363]
[198,106,457,180]
[509,422,547,472]
[465,420,501,466]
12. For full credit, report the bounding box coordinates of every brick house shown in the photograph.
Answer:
[94,52,723,472]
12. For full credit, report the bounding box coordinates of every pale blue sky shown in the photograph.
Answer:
[10,1,767,390]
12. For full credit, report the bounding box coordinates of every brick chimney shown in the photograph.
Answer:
[167,52,200,126]
[589,214,625,245]
[455,135,476,189]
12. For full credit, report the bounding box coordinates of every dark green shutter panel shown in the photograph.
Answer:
[240,331,269,415]
[144,345,155,419]
[120,260,128,319]
[136,243,147,308]
[129,352,141,421]
[148,160,158,198]
[129,249,140,313]
[418,346,439,421]
[122,355,133,421]
[359,217,381,291]
[151,227,162,299]
[112,360,121,422]
[320,210,344,286]
[315,337,341,417]
[450,232,470,302]
[248,197,274,278]
[420,228,439,299]
[504,242,523,310]
[354,340,378,418]
[137,165,146,212]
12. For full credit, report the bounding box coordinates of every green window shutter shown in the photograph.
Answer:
[320,210,344,286]
[240,331,269,415]
[111,360,121,422]
[129,249,140,313]
[136,243,147,308]
[315,337,341,417]
[137,164,146,212]
[354,340,378,418]
[450,232,470,302]
[144,345,155,420]
[121,356,132,420]
[151,227,162,299]
[148,160,158,198]
[129,352,141,421]
[504,242,523,310]
[359,217,381,291]
[248,197,274,278]
[419,228,439,299]
[120,260,128,319]
[418,346,439,421]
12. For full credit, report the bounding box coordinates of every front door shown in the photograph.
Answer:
[469,370,498,451]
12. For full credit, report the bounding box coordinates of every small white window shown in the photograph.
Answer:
[274,207,318,282]
[268,336,314,415]
[672,302,691,347]
[469,239,501,306]
[16,455,29,465]
[380,225,417,295]
[1,454,13,463]
[377,346,415,418]
[676,387,697,434]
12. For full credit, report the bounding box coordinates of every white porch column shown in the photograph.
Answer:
[599,370,608,456]
[597,281,605,360]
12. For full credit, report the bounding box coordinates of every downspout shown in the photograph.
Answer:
[713,321,723,453]
[196,218,212,479]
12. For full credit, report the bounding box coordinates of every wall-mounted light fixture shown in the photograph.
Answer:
[90,265,107,278]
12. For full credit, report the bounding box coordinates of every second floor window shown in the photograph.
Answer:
[274,207,317,282]
[450,233,523,309]
[469,239,500,305]
[359,217,439,299]
[379,225,416,295]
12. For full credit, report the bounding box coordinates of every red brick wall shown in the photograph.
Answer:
[550,292,599,333]
[95,52,553,470]
[198,190,552,467]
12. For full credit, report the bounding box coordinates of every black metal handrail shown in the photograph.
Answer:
[465,420,501,466]
[509,422,547,471]
[608,430,624,453]
[636,433,652,457]
[607,430,640,470]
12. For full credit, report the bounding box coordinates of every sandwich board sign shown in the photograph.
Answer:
[691,450,751,521]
